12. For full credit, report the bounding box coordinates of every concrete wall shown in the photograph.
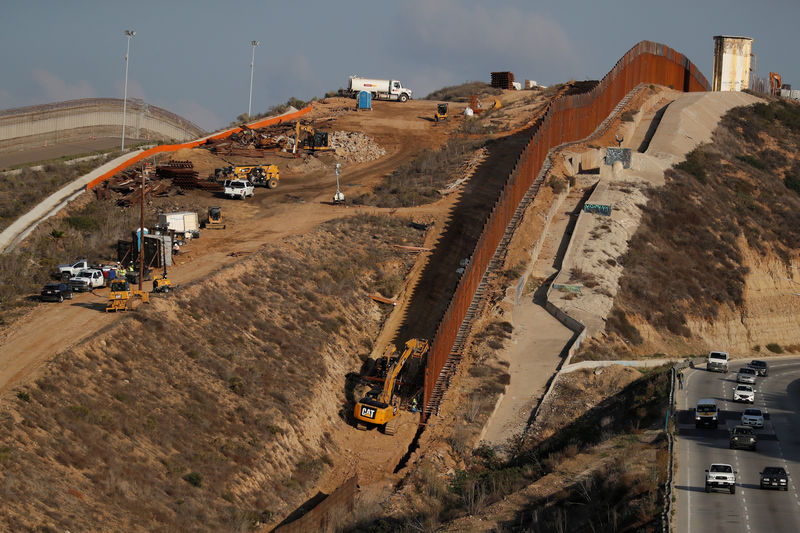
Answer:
[712,36,753,92]
[0,98,206,152]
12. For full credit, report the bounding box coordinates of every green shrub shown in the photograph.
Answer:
[183,471,203,487]
[785,171,800,195]
[675,149,709,183]
[16,391,30,402]
[736,154,766,170]
[766,343,783,354]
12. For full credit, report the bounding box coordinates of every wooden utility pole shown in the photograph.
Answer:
[139,166,145,292]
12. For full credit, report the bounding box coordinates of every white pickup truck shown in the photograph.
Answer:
[224,179,255,199]
[705,463,736,493]
[69,269,106,292]
[57,259,90,280]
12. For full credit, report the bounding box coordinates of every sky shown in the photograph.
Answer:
[1,0,797,132]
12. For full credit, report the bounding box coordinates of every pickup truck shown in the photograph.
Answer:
[705,463,736,493]
[224,179,255,199]
[56,259,90,280]
[69,269,106,292]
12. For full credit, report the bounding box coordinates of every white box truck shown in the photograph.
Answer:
[347,76,413,102]
[158,211,199,238]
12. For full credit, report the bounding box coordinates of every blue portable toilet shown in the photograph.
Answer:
[357,91,372,110]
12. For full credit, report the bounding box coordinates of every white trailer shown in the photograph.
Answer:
[347,76,412,102]
[158,211,199,238]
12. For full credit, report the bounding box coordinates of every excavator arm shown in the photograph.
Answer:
[377,338,430,405]
[353,338,429,430]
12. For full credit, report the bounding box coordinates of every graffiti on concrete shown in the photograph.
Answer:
[605,147,632,168]
[584,203,612,216]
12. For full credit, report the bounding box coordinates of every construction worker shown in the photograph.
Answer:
[410,397,418,413]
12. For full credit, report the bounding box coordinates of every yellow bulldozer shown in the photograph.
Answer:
[353,338,429,435]
[106,278,149,312]
[106,279,132,312]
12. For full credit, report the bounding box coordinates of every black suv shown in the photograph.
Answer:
[729,425,757,451]
[40,282,73,303]
[749,360,768,376]
[760,467,789,490]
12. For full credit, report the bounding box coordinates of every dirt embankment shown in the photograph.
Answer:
[0,214,426,531]
[0,90,552,531]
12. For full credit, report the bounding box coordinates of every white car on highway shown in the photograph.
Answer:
[732,384,755,403]
[741,407,764,428]
[737,366,757,384]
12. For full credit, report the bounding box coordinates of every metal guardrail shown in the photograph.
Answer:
[422,40,710,419]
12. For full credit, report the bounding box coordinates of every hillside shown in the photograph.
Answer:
[1,82,799,532]
[580,97,800,360]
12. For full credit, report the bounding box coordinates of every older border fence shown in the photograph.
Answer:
[422,41,710,419]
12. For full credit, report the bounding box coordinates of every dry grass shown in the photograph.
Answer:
[351,138,484,207]
[606,100,800,344]
[0,154,120,231]
[424,82,502,102]
[0,213,422,531]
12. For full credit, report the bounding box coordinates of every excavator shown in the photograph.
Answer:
[294,122,332,153]
[353,338,429,435]
[770,72,782,96]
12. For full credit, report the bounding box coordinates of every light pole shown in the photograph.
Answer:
[121,29,136,151]
[248,40,259,119]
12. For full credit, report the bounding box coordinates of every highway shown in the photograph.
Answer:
[675,358,800,532]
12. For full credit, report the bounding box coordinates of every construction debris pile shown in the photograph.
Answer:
[93,166,170,206]
[154,160,222,192]
[93,160,223,205]
[330,131,386,163]
[202,123,297,157]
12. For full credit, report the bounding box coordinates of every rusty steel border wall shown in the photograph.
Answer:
[273,475,358,533]
[422,41,710,418]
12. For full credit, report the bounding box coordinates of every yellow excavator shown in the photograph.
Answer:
[294,122,333,153]
[353,338,429,435]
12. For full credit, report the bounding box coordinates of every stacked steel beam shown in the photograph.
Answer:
[490,71,515,90]
[156,160,201,189]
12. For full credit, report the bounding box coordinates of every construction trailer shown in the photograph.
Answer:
[157,211,199,239]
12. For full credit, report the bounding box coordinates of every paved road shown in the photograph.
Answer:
[675,358,800,533]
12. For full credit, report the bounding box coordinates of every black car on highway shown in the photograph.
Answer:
[760,466,788,490]
[40,282,73,303]
[729,425,757,451]
[749,360,769,376]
